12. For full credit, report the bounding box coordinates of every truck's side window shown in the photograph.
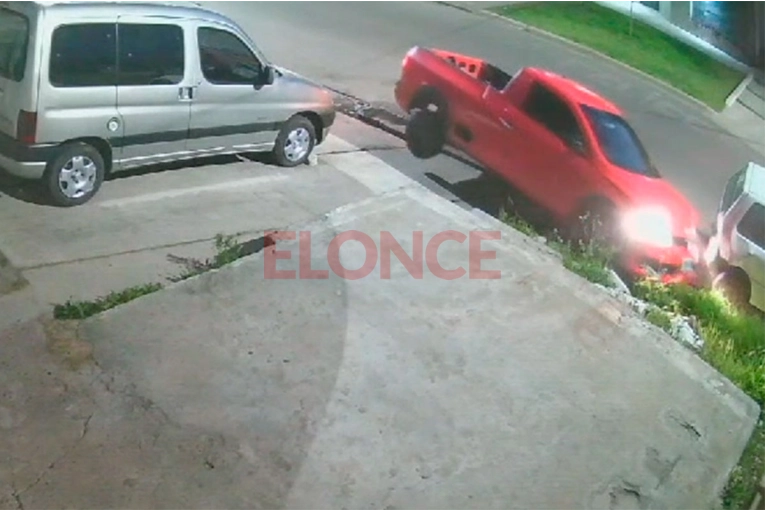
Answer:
[117,24,184,86]
[522,83,584,149]
[722,169,747,213]
[738,203,765,250]
[198,27,262,85]
[49,23,117,88]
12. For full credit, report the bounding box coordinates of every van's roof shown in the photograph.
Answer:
[744,162,765,204]
[4,1,231,25]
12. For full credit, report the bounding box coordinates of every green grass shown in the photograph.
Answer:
[501,208,615,287]
[491,2,745,111]
[499,209,538,237]
[53,283,164,320]
[553,239,615,288]
[645,306,673,332]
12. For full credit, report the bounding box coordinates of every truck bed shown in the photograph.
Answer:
[431,49,514,91]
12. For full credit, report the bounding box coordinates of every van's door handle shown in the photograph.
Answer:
[179,86,195,101]
[499,118,514,130]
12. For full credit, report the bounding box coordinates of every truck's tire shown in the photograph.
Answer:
[713,266,751,309]
[405,109,446,159]
[409,87,449,118]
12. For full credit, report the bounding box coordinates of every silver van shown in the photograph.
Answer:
[0,1,336,206]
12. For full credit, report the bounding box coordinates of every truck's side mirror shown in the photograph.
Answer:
[569,137,586,155]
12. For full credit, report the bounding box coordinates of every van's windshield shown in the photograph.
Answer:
[0,7,29,82]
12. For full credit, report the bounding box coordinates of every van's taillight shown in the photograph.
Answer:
[17,110,37,145]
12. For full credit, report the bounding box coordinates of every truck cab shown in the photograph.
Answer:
[395,47,701,287]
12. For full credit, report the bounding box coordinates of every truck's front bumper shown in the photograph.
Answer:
[620,243,701,287]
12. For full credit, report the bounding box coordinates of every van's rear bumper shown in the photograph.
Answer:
[319,109,336,144]
[0,134,55,179]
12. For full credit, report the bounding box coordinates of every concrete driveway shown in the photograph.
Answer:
[0,118,380,325]
[198,1,765,221]
[0,140,757,509]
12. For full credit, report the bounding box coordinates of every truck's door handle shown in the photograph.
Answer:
[500,118,514,130]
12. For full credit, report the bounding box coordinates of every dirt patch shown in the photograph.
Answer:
[42,318,94,371]
[0,249,27,296]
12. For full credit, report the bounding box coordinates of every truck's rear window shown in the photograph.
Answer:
[0,7,29,82]
[581,105,659,178]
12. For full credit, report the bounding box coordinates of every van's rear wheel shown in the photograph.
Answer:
[273,115,316,167]
[44,142,105,207]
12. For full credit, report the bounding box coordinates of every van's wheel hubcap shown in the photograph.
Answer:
[58,156,97,199]
[284,127,311,162]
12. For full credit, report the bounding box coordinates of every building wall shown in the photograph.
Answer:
[641,1,763,69]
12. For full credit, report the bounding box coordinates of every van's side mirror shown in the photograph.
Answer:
[258,66,275,87]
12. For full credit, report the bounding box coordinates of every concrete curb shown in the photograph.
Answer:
[750,492,762,510]
[445,2,724,114]
[726,73,755,109]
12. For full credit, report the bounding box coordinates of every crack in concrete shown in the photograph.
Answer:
[10,414,93,503]
[320,146,404,155]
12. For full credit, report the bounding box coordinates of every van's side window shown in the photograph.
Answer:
[721,168,747,213]
[198,27,262,85]
[738,203,765,250]
[49,24,116,88]
[118,24,184,86]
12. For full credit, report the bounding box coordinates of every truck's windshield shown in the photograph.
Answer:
[0,7,29,82]
[581,105,659,178]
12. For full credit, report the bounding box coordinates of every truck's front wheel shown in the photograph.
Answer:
[405,109,446,159]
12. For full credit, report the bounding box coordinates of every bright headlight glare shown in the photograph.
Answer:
[621,206,674,248]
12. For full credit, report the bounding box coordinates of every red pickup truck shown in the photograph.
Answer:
[394,46,701,286]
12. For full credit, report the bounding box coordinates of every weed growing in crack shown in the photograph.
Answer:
[53,283,164,320]
[168,234,245,283]
[52,234,250,320]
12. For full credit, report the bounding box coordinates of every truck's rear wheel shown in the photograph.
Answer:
[405,109,446,159]
[713,266,751,309]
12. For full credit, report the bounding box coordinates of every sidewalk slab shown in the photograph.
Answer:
[65,186,760,508]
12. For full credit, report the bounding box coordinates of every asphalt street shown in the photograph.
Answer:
[199,0,765,222]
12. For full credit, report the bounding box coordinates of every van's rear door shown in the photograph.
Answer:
[0,2,36,144]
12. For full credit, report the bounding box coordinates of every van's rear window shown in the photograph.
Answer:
[0,7,28,82]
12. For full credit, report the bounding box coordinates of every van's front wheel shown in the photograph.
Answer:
[272,115,316,167]
[44,142,105,207]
